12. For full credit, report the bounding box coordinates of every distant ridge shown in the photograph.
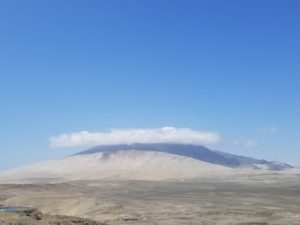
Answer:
[78,143,293,171]
[0,143,294,183]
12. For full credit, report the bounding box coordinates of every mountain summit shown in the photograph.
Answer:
[78,143,293,171]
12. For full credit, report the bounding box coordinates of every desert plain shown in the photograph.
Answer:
[0,172,300,225]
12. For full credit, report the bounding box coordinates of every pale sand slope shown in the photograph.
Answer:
[0,150,238,182]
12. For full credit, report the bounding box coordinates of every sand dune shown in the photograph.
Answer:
[0,150,235,183]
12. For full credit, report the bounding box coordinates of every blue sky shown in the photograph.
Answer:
[0,0,299,170]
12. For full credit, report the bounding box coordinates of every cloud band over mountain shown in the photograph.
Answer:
[50,127,220,148]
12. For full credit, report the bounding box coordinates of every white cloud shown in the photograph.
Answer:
[258,126,278,133]
[245,140,259,148]
[232,139,258,148]
[50,127,221,148]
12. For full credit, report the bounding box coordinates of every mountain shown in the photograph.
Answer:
[0,143,293,183]
[78,143,293,171]
[0,150,233,182]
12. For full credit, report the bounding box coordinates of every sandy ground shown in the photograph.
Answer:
[0,151,235,182]
[0,173,300,225]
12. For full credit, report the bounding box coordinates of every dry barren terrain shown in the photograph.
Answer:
[0,173,300,225]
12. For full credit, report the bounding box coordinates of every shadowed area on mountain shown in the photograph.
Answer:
[78,143,293,170]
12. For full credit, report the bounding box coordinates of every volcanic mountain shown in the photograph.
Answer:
[0,143,293,183]
[78,143,292,170]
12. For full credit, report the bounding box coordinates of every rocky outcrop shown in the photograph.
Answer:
[0,209,106,225]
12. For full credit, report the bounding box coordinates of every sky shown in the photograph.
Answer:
[0,0,299,170]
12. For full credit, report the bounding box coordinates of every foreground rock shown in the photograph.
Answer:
[0,209,106,225]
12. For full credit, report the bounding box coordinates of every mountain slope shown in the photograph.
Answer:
[78,143,293,170]
[0,143,293,183]
[0,150,233,182]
